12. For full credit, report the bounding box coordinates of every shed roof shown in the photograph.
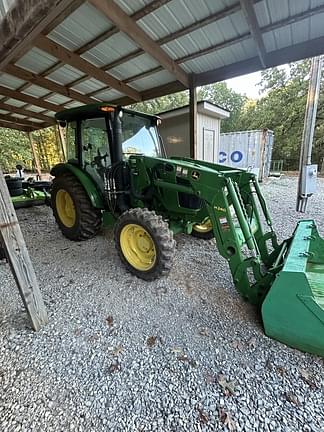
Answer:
[0,0,324,132]
[158,100,230,120]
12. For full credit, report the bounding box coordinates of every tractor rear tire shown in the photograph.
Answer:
[114,208,176,281]
[51,173,101,241]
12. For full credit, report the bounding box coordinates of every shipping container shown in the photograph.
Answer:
[219,129,274,181]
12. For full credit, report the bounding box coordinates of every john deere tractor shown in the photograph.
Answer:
[51,103,324,356]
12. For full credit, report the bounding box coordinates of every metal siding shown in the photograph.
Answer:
[45,94,72,105]
[130,70,174,91]
[163,10,249,61]
[181,38,256,74]
[21,85,50,98]
[92,88,124,101]
[4,98,27,107]
[71,78,106,94]
[15,48,58,74]
[47,65,86,85]
[219,130,274,180]
[109,54,160,80]
[84,33,139,68]
[48,2,114,51]
[0,73,26,89]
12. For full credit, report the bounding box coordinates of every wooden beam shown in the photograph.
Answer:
[0,102,55,123]
[0,120,32,132]
[91,2,324,97]
[90,0,189,87]
[100,2,243,74]
[27,131,42,179]
[196,36,324,87]
[189,77,197,159]
[0,113,48,129]
[0,0,85,69]
[4,64,94,105]
[34,35,141,102]
[40,0,173,78]
[0,85,61,112]
[0,169,48,331]
[239,0,267,68]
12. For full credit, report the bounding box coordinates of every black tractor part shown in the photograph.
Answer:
[5,177,23,197]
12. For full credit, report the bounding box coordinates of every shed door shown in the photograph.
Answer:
[203,128,215,162]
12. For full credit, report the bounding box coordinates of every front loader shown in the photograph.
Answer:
[51,103,324,356]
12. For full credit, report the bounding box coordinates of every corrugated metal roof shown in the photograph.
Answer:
[1,0,324,131]
[48,2,114,50]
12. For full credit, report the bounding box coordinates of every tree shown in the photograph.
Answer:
[198,82,247,132]
[236,60,324,169]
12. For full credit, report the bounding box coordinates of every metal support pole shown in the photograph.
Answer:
[296,56,322,212]
[189,75,197,159]
[27,131,42,180]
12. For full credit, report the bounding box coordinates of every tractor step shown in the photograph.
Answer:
[262,220,324,356]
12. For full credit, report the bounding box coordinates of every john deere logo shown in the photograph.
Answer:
[192,170,200,180]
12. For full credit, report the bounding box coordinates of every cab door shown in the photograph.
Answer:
[81,117,111,191]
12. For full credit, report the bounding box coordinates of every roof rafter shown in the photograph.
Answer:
[0,0,85,69]
[86,3,324,98]
[4,64,94,105]
[0,120,33,132]
[0,102,55,123]
[40,0,173,78]
[34,35,141,101]
[89,0,189,87]
[0,113,49,129]
[67,1,244,91]
[196,35,324,86]
[239,0,267,68]
[0,85,61,112]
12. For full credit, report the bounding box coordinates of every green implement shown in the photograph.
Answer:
[262,220,324,356]
[50,103,324,356]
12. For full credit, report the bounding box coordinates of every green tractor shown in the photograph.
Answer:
[51,103,324,356]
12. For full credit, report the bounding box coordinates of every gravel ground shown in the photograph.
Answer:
[0,176,323,432]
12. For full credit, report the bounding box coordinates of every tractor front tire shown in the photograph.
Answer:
[114,208,175,281]
[191,219,214,240]
[51,173,101,241]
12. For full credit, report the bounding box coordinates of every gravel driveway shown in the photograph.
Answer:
[0,176,323,432]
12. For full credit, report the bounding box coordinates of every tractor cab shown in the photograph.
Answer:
[56,103,163,190]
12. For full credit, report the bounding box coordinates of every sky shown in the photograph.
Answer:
[226,71,263,99]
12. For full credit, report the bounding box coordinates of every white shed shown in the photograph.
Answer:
[158,101,230,162]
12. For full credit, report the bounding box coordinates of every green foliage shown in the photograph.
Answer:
[237,60,324,169]
[0,128,32,172]
[198,82,247,132]
[0,126,62,173]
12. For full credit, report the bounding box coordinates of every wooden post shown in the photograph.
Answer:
[189,75,197,159]
[0,169,48,331]
[27,131,42,180]
[57,124,67,160]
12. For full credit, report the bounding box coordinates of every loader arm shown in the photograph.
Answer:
[129,155,282,305]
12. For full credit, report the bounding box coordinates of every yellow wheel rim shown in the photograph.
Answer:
[120,224,156,271]
[56,189,76,228]
[193,218,213,233]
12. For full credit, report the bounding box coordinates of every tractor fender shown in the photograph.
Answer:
[51,163,104,208]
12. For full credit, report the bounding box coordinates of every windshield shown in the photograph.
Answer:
[121,112,160,157]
